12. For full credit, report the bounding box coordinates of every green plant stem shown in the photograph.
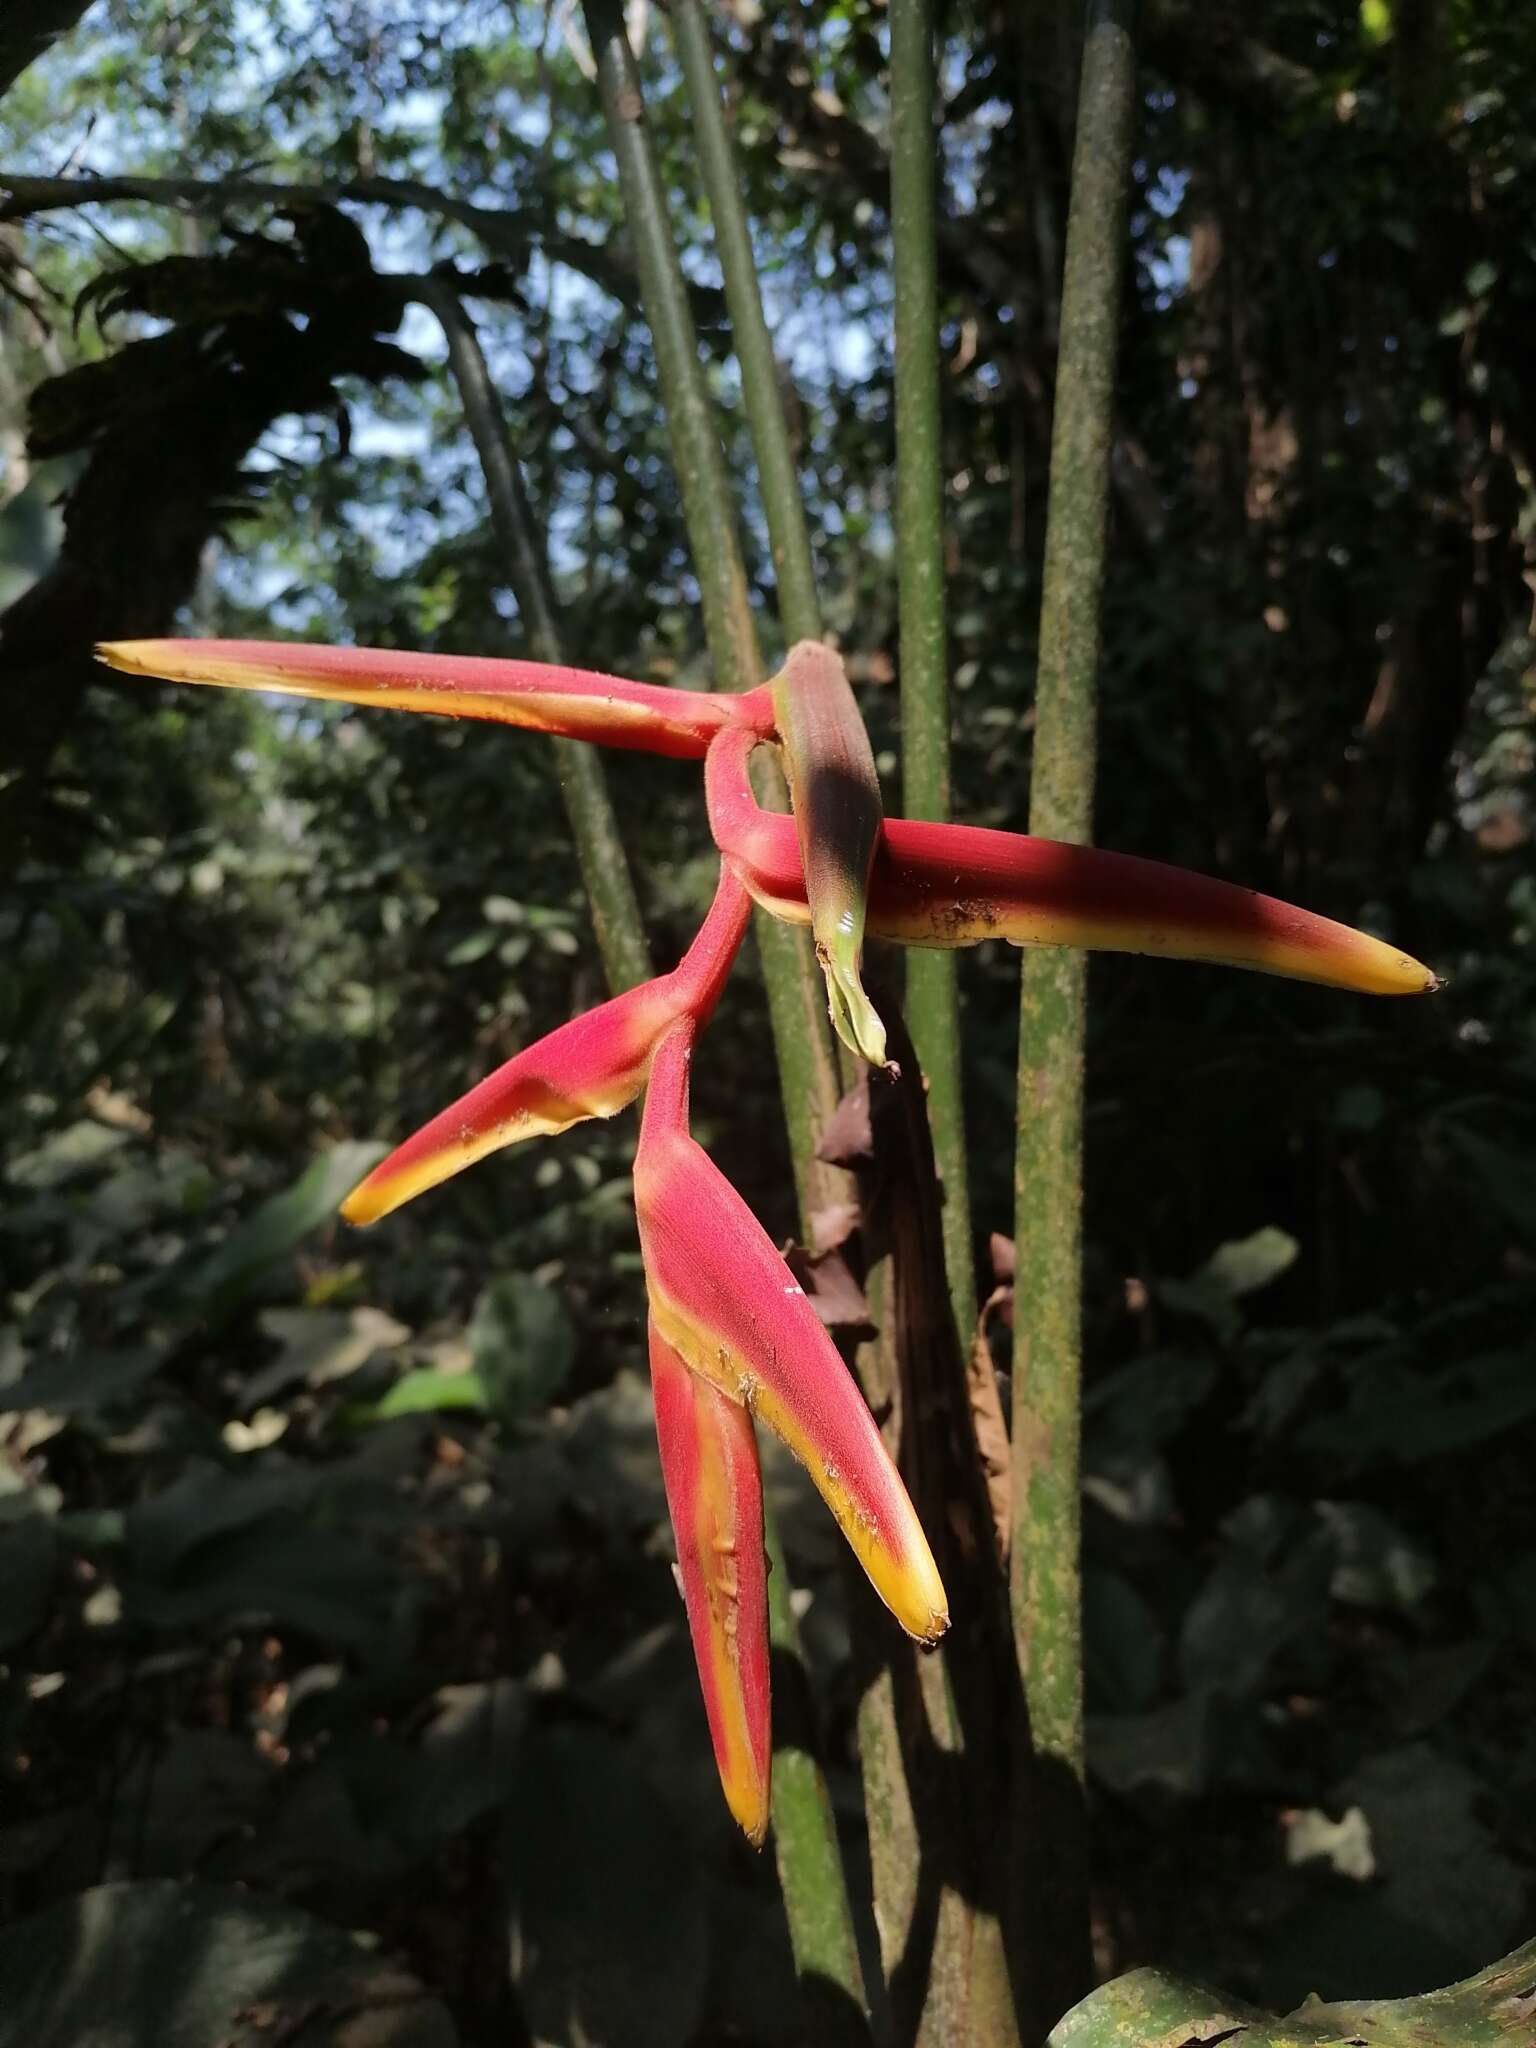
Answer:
[889,0,974,1348]
[848,1029,1020,2048]
[432,284,652,994]
[582,0,757,678]
[670,0,822,646]
[1010,0,1137,2032]
[582,3,866,2022]
[583,0,844,1226]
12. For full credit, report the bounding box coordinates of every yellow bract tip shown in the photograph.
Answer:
[822,944,889,1070]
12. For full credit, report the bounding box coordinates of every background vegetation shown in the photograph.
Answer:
[1,2,1534,2042]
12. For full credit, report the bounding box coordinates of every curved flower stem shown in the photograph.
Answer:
[890,0,975,1349]
[1010,2,1138,2034]
[431,283,652,993]
[669,0,822,647]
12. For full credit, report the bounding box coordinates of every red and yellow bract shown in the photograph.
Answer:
[342,866,751,1225]
[635,1022,949,1645]
[100,637,775,759]
[704,723,1438,999]
[97,632,1439,1841]
[649,1315,771,1845]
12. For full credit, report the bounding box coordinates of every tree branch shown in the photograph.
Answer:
[0,0,94,100]
[0,171,698,317]
[731,39,1022,309]
[429,282,652,996]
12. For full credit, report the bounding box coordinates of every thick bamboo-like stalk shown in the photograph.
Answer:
[582,0,844,1225]
[674,8,1006,2032]
[432,286,653,994]
[581,2,868,2024]
[846,1021,1019,2048]
[1010,1,1138,2034]
[889,0,975,1348]
[670,0,822,648]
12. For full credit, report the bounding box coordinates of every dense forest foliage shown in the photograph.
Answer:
[1,2,1534,2043]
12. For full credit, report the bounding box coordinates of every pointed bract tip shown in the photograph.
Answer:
[335,988,680,1226]
[339,1185,381,1229]
[333,872,750,1230]
[821,944,889,1070]
[909,1607,952,1650]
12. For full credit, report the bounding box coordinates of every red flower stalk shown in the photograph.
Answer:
[343,865,750,1224]
[97,632,1440,1841]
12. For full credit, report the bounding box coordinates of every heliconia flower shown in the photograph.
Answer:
[110,625,1441,1846]
[633,1020,950,1648]
[770,641,889,1069]
[704,726,1439,998]
[342,866,751,1225]
[96,638,777,760]
[649,1315,772,1846]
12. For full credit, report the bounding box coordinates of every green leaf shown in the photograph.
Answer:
[0,1881,457,2047]
[1084,1566,1163,1712]
[1085,1349,1218,1450]
[467,1272,576,1423]
[1156,1228,1299,1339]
[0,1346,167,1417]
[1465,258,1499,298]
[172,1142,387,1322]
[1200,1226,1300,1300]
[127,1516,410,1664]
[1301,1348,1536,1466]
[243,1305,409,1409]
[445,930,497,965]
[125,1460,315,1571]
[123,1462,412,1664]
[1442,1126,1536,1242]
[1318,1500,1437,1611]
[1323,1743,1528,1991]
[7,1120,132,1190]
[1178,1497,1334,1698]
[1051,1934,1536,2046]
[1049,1938,1536,2045]
[362,1369,489,1420]
[1087,1691,1219,1798]
[383,1679,529,1853]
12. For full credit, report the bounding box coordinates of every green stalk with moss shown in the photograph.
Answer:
[1010,3,1139,2036]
